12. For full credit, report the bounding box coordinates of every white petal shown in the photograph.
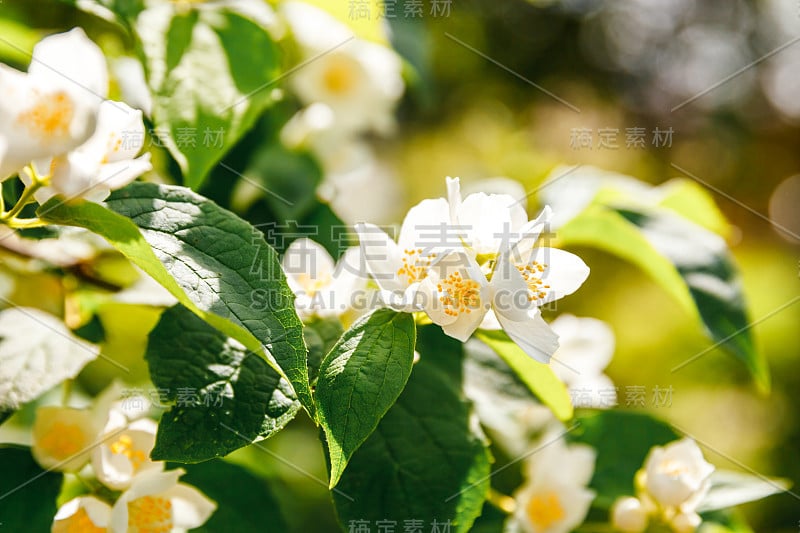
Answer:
[526,247,590,306]
[355,223,405,292]
[397,197,451,251]
[549,314,615,383]
[509,205,553,261]
[458,192,528,255]
[569,374,617,409]
[79,101,146,163]
[48,151,102,199]
[165,483,217,530]
[53,496,112,532]
[446,176,462,224]
[99,154,152,190]
[29,28,108,101]
[490,251,534,322]
[495,309,560,364]
[282,238,335,287]
[441,307,487,342]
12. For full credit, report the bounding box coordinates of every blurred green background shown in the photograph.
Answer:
[0,0,798,531]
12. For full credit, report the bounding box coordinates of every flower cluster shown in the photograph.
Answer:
[611,438,715,533]
[282,176,590,363]
[0,29,150,227]
[31,391,215,532]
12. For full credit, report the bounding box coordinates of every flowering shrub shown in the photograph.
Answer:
[0,2,791,532]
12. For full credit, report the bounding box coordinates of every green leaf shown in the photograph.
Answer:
[697,470,791,513]
[617,207,768,392]
[316,309,416,488]
[135,3,281,188]
[304,317,344,385]
[38,183,311,415]
[146,305,300,463]
[333,357,491,532]
[558,204,768,392]
[177,459,288,532]
[244,145,323,222]
[557,204,697,315]
[568,411,680,509]
[0,445,63,531]
[474,330,573,421]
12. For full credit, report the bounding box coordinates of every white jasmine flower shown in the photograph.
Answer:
[283,239,369,319]
[643,438,715,511]
[31,406,103,472]
[512,438,596,533]
[549,314,617,408]
[282,2,404,135]
[92,414,163,490]
[52,495,111,533]
[610,496,649,533]
[25,100,151,204]
[110,469,216,533]
[355,196,450,312]
[0,28,106,180]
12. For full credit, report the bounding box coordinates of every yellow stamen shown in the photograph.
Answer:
[526,491,565,530]
[109,434,147,471]
[438,271,481,317]
[37,422,87,460]
[17,90,74,139]
[128,496,173,533]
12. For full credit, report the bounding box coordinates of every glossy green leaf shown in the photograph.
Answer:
[333,356,491,532]
[316,309,416,488]
[0,445,63,532]
[474,330,573,421]
[136,3,281,188]
[146,305,300,463]
[38,183,311,415]
[617,207,768,392]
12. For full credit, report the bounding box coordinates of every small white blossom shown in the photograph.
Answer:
[52,496,111,533]
[110,469,216,533]
[283,239,369,320]
[25,100,151,204]
[92,414,163,490]
[282,2,404,135]
[31,406,104,472]
[512,437,596,533]
[0,28,106,180]
[610,496,648,533]
[643,438,715,511]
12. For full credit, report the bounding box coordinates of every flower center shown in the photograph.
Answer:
[55,507,106,533]
[128,496,173,533]
[38,422,87,460]
[323,56,357,95]
[516,261,550,302]
[109,434,147,471]
[526,491,565,530]
[660,459,690,477]
[297,272,332,296]
[17,90,74,139]
[437,271,481,317]
[397,248,433,285]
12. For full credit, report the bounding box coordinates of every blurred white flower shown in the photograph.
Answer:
[512,437,596,533]
[282,1,404,135]
[549,314,617,409]
[110,469,216,533]
[610,496,648,533]
[31,405,103,471]
[52,495,111,533]
[643,438,715,511]
[24,100,151,204]
[0,28,106,180]
[92,414,163,490]
[283,238,369,320]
